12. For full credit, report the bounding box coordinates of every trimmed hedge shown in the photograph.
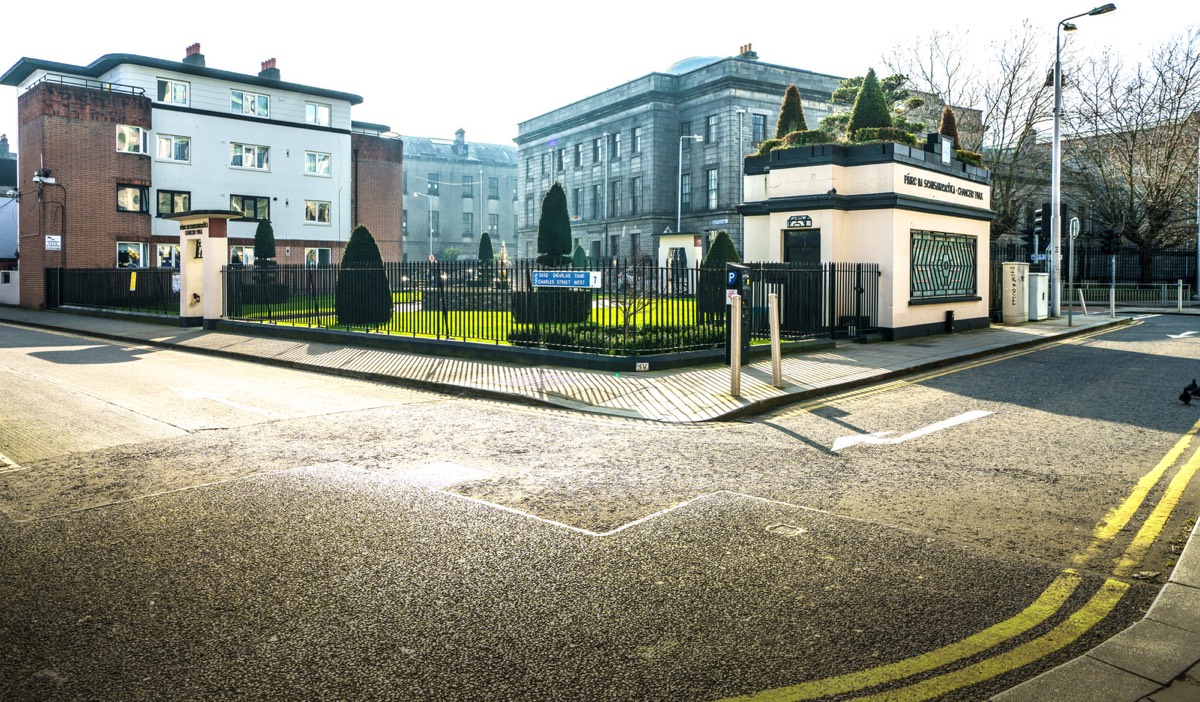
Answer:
[852,127,918,146]
[956,149,984,167]
[508,323,725,355]
[756,138,783,155]
[782,129,834,147]
[510,288,592,324]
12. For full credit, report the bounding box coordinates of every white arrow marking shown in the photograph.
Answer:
[172,388,279,418]
[831,410,994,452]
[1168,331,1198,339]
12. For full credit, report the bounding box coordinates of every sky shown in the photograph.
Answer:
[0,0,1188,153]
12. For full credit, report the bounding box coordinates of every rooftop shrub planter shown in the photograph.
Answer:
[851,127,919,147]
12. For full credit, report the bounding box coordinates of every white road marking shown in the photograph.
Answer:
[1168,331,1198,339]
[171,388,280,418]
[831,410,994,452]
[1133,314,1160,320]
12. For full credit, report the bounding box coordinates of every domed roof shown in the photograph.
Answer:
[665,56,721,75]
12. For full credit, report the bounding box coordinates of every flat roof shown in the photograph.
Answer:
[0,54,364,105]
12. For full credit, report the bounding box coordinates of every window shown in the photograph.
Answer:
[305,200,331,224]
[592,137,602,163]
[462,212,474,237]
[631,126,641,155]
[462,175,475,199]
[117,184,148,213]
[117,242,146,268]
[574,143,583,167]
[157,190,190,215]
[680,173,692,212]
[910,231,977,298]
[525,196,532,227]
[630,176,642,215]
[230,143,270,170]
[488,214,499,236]
[591,183,603,219]
[403,209,408,236]
[680,121,693,149]
[116,125,148,154]
[156,78,189,106]
[706,167,719,210]
[230,245,255,267]
[305,151,331,176]
[156,134,190,163]
[230,89,269,117]
[427,174,440,196]
[541,153,547,177]
[525,158,532,181]
[488,177,499,200]
[705,115,718,144]
[430,210,440,236]
[608,180,622,218]
[752,114,768,146]
[157,244,181,269]
[305,247,332,268]
[230,194,270,221]
[305,102,331,126]
[608,132,621,159]
[555,148,565,172]
[572,187,583,220]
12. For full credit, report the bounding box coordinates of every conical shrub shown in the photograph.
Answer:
[536,182,572,267]
[846,68,893,138]
[938,105,961,151]
[775,84,808,138]
[336,224,393,327]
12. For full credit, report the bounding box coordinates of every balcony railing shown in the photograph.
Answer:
[26,73,145,97]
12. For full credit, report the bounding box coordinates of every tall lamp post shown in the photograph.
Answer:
[1051,2,1116,316]
[735,107,747,256]
[677,134,703,236]
[410,191,435,260]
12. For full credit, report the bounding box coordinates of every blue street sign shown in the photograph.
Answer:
[727,271,739,286]
[531,270,602,289]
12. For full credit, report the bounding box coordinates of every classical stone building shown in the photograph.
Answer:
[514,45,844,262]
[399,129,518,261]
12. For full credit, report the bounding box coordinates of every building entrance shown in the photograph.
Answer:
[783,229,820,264]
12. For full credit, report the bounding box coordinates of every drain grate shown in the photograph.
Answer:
[766,523,807,537]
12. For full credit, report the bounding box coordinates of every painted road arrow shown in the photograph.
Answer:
[831,410,994,452]
[1168,331,1198,339]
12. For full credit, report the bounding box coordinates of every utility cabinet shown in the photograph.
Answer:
[1028,272,1049,321]
[1001,262,1029,325]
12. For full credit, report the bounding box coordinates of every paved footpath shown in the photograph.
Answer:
[2,305,1198,699]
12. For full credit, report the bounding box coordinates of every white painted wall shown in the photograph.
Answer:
[0,269,18,305]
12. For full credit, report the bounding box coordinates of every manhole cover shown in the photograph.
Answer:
[766,523,807,537]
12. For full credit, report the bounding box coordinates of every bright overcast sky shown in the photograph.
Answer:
[0,0,1187,152]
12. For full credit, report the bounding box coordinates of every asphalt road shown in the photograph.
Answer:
[1,316,1198,701]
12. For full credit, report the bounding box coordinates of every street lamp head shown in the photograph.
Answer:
[735,107,746,114]
[692,135,704,142]
[1088,3,1116,15]
[1063,21,1078,33]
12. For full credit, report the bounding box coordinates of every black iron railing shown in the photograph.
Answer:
[26,73,146,97]
[991,243,1197,284]
[224,259,881,355]
[45,268,178,314]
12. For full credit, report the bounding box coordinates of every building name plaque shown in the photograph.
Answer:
[903,173,984,201]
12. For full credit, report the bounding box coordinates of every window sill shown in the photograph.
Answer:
[908,295,982,305]
[229,166,271,173]
[304,172,332,178]
[304,222,332,227]
[155,158,191,165]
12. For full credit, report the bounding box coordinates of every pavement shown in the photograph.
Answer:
[2,303,1199,700]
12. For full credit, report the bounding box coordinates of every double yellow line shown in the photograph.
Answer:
[722,322,1200,701]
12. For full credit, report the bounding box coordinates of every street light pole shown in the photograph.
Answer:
[411,191,434,260]
[736,107,746,256]
[1051,2,1116,317]
[677,134,703,236]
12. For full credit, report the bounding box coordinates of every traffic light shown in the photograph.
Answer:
[1059,203,1070,240]
[1033,203,1050,241]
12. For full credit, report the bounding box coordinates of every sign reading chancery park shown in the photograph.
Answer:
[902,173,985,201]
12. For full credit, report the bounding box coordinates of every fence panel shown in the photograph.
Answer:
[991,244,1197,284]
[45,268,178,314]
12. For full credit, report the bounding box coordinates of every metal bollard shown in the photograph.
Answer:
[730,294,742,397]
[1179,280,1184,312]
[769,293,782,388]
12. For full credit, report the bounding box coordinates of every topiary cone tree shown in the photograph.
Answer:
[775,84,808,138]
[938,105,962,151]
[572,243,589,269]
[254,219,276,266]
[536,182,572,267]
[477,231,494,263]
[336,224,393,327]
[846,68,892,139]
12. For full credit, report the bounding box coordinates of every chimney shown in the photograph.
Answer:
[453,129,468,156]
[738,43,758,61]
[259,58,280,81]
[182,43,205,67]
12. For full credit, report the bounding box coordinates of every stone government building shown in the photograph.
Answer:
[514,45,844,262]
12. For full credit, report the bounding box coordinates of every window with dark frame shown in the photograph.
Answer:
[462,175,475,199]
[462,212,474,236]
[574,143,583,167]
[117,184,148,213]
[157,190,190,215]
[230,194,270,221]
[631,126,641,155]
[705,115,718,144]
[608,180,622,217]
[573,187,583,220]
[592,183,602,220]
[910,230,978,299]
[680,121,693,149]
[592,137,602,163]
[488,177,499,199]
[630,176,641,215]
[608,132,621,160]
[488,214,499,236]
[752,114,768,146]
[706,167,718,210]
[681,173,692,212]
[427,174,440,196]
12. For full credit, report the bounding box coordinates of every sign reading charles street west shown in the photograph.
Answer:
[531,270,602,289]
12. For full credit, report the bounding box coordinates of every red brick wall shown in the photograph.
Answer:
[351,133,403,262]
[18,83,152,308]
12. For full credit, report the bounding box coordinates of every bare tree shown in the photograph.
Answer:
[977,21,1055,239]
[1065,28,1200,279]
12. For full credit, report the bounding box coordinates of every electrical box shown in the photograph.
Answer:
[1001,262,1029,325]
[1028,272,1049,321]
